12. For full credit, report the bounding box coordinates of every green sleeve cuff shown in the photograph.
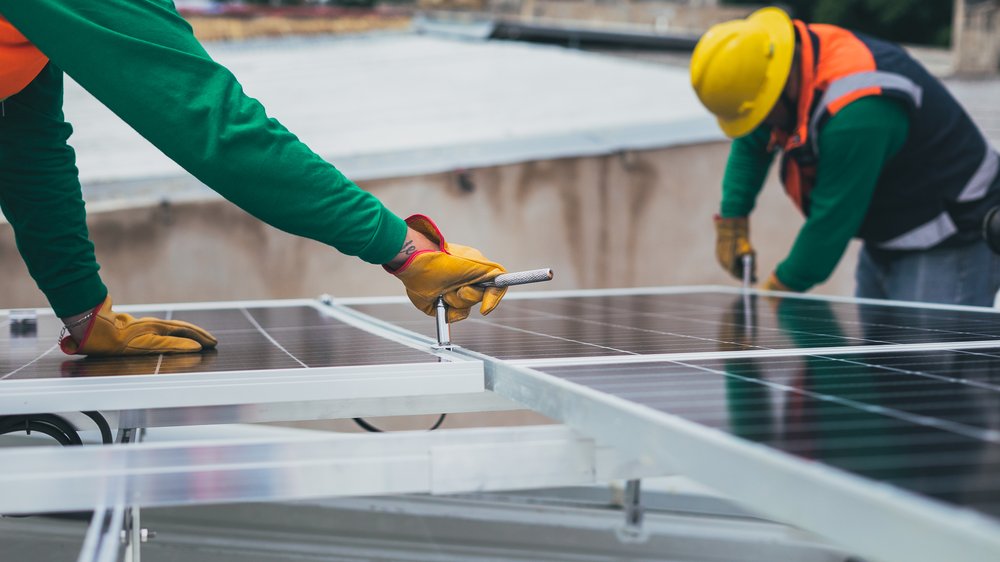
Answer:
[45,271,108,318]
[356,208,408,265]
[774,263,815,293]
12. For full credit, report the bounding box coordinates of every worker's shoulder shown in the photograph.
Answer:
[819,96,910,159]
[825,95,909,133]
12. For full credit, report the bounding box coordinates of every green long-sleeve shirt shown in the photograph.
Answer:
[0,0,407,317]
[720,96,910,292]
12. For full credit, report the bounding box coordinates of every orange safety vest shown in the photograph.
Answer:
[0,16,48,100]
[769,21,999,250]
[769,21,887,214]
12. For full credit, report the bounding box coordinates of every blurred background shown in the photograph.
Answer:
[2,0,997,309]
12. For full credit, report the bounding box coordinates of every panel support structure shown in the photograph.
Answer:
[0,362,484,416]
[0,425,664,515]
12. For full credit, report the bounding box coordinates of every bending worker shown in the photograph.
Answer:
[0,0,506,356]
[691,7,1000,306]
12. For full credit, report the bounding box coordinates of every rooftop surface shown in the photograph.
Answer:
[64,33,720,191]
[56,32,1000,204]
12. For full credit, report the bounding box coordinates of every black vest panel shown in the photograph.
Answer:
[857,33,999,247]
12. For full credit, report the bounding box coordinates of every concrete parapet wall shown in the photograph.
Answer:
[954,0,1000,75]
[516,1,749,32]
[1,142,858,311]
[420,0,751,33]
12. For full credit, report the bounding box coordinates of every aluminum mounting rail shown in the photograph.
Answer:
[0,425,664,515]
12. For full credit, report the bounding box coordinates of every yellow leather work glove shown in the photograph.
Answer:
[714,215,756,282]
[387,215,507,323]
[761,272,793,292]
[60,296,218,356]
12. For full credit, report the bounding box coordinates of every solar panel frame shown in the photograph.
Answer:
[0,425,661,515]
[0,299,487,420]
[110,389,519,429]
[0,299,448,380]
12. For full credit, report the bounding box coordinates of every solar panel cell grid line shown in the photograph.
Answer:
[556,378,998,443]
[511,298,871,349]
[563,352,1000,394]
[548,353,1000,426]
[462,317,642,356]
[361,317,642,359]
[538,348,1000,519]
[348,291,1000,360]
[241,307,308,368]
[560,374,996,412]
[150,308,175,377]
[0,304,439,380]
[0,343,60,381]
[674,360,998,443]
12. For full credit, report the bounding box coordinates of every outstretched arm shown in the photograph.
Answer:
[1,1,509,355]
[0,0,407,263]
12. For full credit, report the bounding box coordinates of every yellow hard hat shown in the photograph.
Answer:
[690,7,795,138]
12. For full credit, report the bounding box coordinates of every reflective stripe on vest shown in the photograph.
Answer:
[878,212,958,250]
[874,144,997,249]
[808,71,923,156]
[958,146,999,203]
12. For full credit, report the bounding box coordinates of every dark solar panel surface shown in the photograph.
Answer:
[350,292,1000,359]
[542,348,1000,518]
[5,291,1000,528]
[1,305,436,380]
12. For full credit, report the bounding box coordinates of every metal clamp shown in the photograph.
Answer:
[741,254,755,331]
[9,309,37,338]
[435,268,554,349]
[434,297,452,350]
[616,478,649,543]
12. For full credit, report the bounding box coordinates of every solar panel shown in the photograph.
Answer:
[0,299,500,432]
[394,288,1000,562]
[539,348,1000,519]
[1,303,438,380]
[347,289,1000,520]
[4,288,1000,562]
[349,289,1000,359]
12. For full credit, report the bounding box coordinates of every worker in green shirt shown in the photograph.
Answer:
[0,0,507,356]
[691,7,1000,306]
